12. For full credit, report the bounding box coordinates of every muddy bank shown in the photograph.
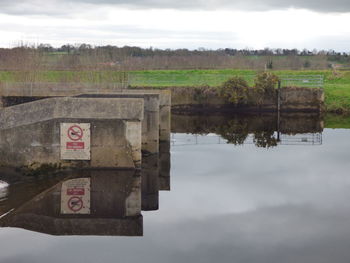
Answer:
[133,86,324,113]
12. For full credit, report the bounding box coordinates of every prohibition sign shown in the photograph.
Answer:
[68,196,83,212]
[68,125,83,141]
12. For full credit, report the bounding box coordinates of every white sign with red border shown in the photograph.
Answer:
[60,123,91,160]
[61,178,91,214]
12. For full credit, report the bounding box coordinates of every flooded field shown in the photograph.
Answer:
[0,113,350,263]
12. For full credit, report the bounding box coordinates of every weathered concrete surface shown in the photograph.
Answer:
[0,118,142,169]
[127,89,171,142]
[0,97,144,129]
[0,170,143,236]
[76,93,160,154]
[280,87,325,112]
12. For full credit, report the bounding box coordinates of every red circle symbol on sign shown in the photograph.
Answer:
[68,125,83,141]
[68,196,83,212]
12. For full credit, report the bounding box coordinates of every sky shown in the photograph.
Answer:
[0,0,349,50]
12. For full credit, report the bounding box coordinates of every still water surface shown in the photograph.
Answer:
[0,114,350,263]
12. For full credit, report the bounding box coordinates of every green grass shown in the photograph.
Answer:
[325,114,350,129]
[0,69,349,112]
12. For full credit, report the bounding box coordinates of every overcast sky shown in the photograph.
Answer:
[0,0,349,50]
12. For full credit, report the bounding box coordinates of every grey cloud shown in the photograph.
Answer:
[0,0,350,15]
[68,0,350,12]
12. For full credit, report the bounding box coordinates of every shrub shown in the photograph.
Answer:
[254,72,279,92]
[220,76,249,104]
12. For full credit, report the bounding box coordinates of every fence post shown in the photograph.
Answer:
[277,80,281,113]
[277,80,281,142]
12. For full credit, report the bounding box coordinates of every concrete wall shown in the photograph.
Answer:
[279,87,325,112]
[123,89,171,142]
[0,118,142,169]
[0,97,144,168]
[0,170,143,236]
[75,93,160,154]
[0,97,144,129]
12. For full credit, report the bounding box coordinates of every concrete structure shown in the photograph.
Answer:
[0,85,172,182]
[0,170,143,236]
[0,84,171,144]
[124,89,171,142]
[76,93,160,154]
[0,97,144,169]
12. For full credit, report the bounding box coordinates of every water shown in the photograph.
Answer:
[0,113,350,263]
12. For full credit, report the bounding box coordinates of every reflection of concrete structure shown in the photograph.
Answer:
[159,141,171,191]
[142,155,159,211]
[0,98,143,168]
[0,180,9,201]
[0,170,143,236]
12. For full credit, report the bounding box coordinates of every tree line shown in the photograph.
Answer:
[0,44,349,71]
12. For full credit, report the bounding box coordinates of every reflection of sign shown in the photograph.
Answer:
[68,196,83,212]
[61,178,90,214]
[60,123,90,160]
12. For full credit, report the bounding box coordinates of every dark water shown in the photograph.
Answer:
[1,114,350,263]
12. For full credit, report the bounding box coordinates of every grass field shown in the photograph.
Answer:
[0,69,349,112]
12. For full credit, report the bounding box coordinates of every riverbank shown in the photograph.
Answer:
[129,69,350,114]
[0,69,349,113]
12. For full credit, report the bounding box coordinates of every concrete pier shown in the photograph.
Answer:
[0,97,144,169]
[76,93,160,154]
[0,85,172,144]
[0,84,172,183]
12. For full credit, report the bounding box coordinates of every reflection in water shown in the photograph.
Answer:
[172,132,322,147]
[0,180,9,201]
[3,113,350,263]
[172,113,323,147]
[0,140,171,236]
[0,170,143,236]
